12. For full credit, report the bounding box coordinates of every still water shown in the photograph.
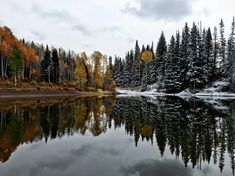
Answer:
[0,96,235,176]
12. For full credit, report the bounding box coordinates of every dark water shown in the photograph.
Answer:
[0,96,235,176]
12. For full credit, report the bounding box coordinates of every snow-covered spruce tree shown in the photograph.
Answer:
[122,51,133,87]
[213,27,219,76]
[164,33,183,93]
[148,58,157,84]
[156,31,167,90]
[227,17,235,91]
[130,60,141,88]
[218,19,227,74]
[148,42,157,84]
[204,28,214,80]
[199,28,210,85]
[130,41,143,88]
[186,23,208,91]
[112,56,124,87]
[180,23,190,88]
[227,17,235,77]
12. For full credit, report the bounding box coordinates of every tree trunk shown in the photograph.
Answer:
[4,58,8,77]
[48,69,50,83]
[14,74,17,86]
[1,54,3,77]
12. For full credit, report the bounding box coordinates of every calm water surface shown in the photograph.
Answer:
[0,96,235,176]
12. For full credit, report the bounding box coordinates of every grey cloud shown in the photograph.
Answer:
[123,0,196,21]
[102,25,122,32]
[120,159,193,176]
[69,143,121,157]
[27,153,77,176]
[8,1,27,15]
[31,3,74,23]
[69,144,92,156]
[99,148,121,156]
[31,3,94,36]
[72,24,92,36]
[31,30,46,40]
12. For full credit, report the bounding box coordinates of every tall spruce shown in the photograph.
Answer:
[180,23,190,87]
[164,33,182,93]
[156,31,167,89]
[187,23,206,90]
[227,17,235,90]
[219,19,226,74]
[131,41,142,87]
[122,51,133,87]
[40,45,51,82]
[227,17,235,77]
[205,28,214,79]
[213,27,219,75]
[51,48,60,83]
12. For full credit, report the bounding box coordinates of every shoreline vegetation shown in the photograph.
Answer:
[0,26,116,98]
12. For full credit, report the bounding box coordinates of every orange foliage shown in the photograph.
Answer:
[0,26,39,80]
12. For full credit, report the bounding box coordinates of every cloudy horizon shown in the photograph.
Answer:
[1,0,234,57]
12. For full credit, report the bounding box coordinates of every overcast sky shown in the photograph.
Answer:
[0,0,234,57]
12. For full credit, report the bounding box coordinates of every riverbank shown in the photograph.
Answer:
[0,79,115,100]
[0,89,115,100]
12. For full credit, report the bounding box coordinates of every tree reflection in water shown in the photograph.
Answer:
[0,96,235,174]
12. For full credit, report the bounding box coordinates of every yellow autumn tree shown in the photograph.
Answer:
[92,51,104,89]
[103,66,115,91]
[74,56,87,90]
[141,50,153,64]
[81,52,93,87]
[140,50,153,91]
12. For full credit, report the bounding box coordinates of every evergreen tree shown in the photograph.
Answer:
[130,41,142,88]
[199,28,210,85]
[40,45,51,82]
[108,56,113,72]
[113,56,123,87]
[134,40,141,60]
[148,41,156,84]
[213,27,219,75]
[205,28,214,79]
[141,45,146,53]
[186,23,207,90]
[122,51,133,87]
[219,19,226,74]
[227,17,235,78]
[164,33,182,93]
[156,31,167,89]
[51,48,59,83]
[180,23,190,87]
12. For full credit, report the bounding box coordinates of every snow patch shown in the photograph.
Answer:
[117,80,235,99]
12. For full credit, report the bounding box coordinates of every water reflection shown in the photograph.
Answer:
[0,96,235,176]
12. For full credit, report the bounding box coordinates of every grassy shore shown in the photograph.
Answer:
[0,79,115,100]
